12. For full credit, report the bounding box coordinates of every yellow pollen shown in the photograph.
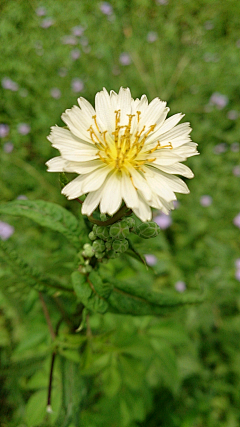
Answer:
[88,110,173,171]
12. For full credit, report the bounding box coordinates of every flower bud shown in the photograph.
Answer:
[95,225,109,240]
[92,239,105,253]
[135,222,161,239]
[100,213,107,221]
[109,221,129,239]
[123,217,135,228]
[112,238,129,253]
[82,243,94,258]
[95,251,105,259]
[105,240,112,251]
[88,231,96,240]
[108,250,121,259]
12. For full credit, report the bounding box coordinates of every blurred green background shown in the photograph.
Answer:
[1,0,240,426]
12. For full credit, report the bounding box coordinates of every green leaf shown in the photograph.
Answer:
[25,388,61,426]
[0,199,84,248]
[72,271,109,314]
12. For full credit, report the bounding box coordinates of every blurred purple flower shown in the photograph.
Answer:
[235,259,240,269]
[233,213,240,228]
[154,213,172,229]
[19,89,29,97]
[72,25,85,37]
[61,35,77,45]
[231,142,239,152]
[3,142,14,153]
[173,200,180,209]
[18,123,31,135]
[210,92,228,109]
[71,49,81,60]
[82,45,91,54]
[204,21,214,30]
[71,78,84,93]
[147,31,158,43]
[36,7,46,16]
[175,281,186,292]
[2,77,19,91]
[233,166,240,176]
[200,195,212,207]
[144,254,158,266]
[156,0,168,4]
[0,124,9,138]
[40,18,54,28]
[50,88,61,99]
[236,39,240,48]
[227,110,238,120]
[119,52,131,66]
[100,2,113,15]
[235,270,240,282]
[17,195,28,200]
[213,143,227,154]
[0,221,14,240]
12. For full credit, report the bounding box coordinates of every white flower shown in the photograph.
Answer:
[46,87,199,221]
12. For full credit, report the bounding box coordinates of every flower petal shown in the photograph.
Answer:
[121,172,139,209]
[95,88,115,133]
[81,187,103,216]
[100,172,122,215]
[132,191,152,222]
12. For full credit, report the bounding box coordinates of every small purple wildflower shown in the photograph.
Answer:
[204,21,214,30]
[0,221,14,240]
[231,142,239,152]
[144,254,158,266]
[72,25,85,37]
[147,31,158,43]
[17,195,28,200]
[40,18,54,28]
[50,88,61,99]
[200,195,212,207]
[235,270,240,282]
[71,78,84,93]
[3,142,14,153]
[235,259,240,269]
[17,123,31,135]
[1,77,19,91]
[227,110,238,120]
[175,281,186,292]
[210,92,228,109]
[156,0,168,4]
[236,39,240,48]
[233,166,240,176]
[119,52,131,66]
[154,213,172,230]
[71,49,81,60]
[100,2,113,15]
[213,143,227,154]
[61,35,77,45]
[233,213,240,228]
[36,7,46,16]
[0,124,9,138]
[173,200,180,209]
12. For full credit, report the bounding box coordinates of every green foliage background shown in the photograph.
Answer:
[0,0,240,426]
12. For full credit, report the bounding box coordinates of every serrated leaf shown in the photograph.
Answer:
[0,199,84,248]
[71,271,109,314]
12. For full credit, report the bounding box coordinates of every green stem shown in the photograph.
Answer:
[87,205,132,226]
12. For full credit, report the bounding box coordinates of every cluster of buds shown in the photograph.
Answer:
[78,215,161,271]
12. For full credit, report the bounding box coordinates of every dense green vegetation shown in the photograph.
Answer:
[0,0,240,426]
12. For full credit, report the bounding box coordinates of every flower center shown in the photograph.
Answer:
[88,110,172,172]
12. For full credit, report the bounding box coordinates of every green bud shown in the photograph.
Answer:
[100,213,107,221]
[84,265,93,273]
[123,217,135,228]
[135,221,161,239]
[109,221,130,239]
[95,225,109,240]
[112,238,129,253]
[93,224,98,233]
[59,173,69,189]
[82,243,94,258]
[95,251,105,259]
[88,231,96,241]
[108,250,121,259]
[105,241,112,251]
[92,239,105,253]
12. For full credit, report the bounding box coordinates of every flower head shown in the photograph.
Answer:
[46,87,198,221]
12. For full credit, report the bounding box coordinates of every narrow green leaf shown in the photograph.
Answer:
[0,199,84,248]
